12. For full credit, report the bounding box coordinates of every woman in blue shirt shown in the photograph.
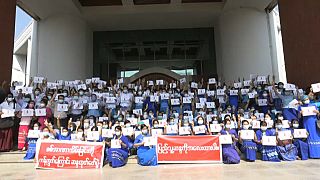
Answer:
[134,124,157,166]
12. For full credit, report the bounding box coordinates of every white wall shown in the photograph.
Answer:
[37,14,93,81]
[215,7,273,84]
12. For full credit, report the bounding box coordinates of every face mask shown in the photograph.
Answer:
[34,127,39,130]
[91,97,97,101]
[138,91,142,95]
[276,124,282,129]
[42,132,50,137]
[24,98,30,102]
[118,117,123,121]
[125,124,131,128]
[261,126,267,131]
[154,124,159,128]
[142,129,148,135]
[123,90,128,93]
[265,117,271,121]
[304,100,310,104]
[62,132,68,137]
[158,116,163,120]
[115,131,121,136]
[58,99,64,103]
[63,93,68,97]
[84,123,90,129]
[278,85,284,89]
[170,121,175,125]
[143,114,148,119]
[198,120,204,125]
[7,97,13,102]
[278,117,284,120]
[47,96,52,100]
[79,92,84,96]
[29,104,35,108]
[40,103,46,108]
[293,124,299,128]
[103,125,108,129]
[184,123,189,127]
[149,113,153,117]
[263,93,268,97]
[225,124,231,129]
[243,125,250,130]
[74,96,79,100]
[35,91,40,95]
[212,121,218,124]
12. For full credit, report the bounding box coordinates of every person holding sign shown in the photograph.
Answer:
[51,94,69,129]
[239,120,257,162]
[18,100,35,150]
[134,124,158,166]
[159,90,170,114]
[255,121,280,162]
[192,116,210,135]
[228,88,239,110]
[46,118,71,141]
[220,119,240,164]
[275,119,298,161]
[107,126,129,168]
[24,122,41,160]
[291,119,309,160]
[257,90,272,114]
[298,95,320,158]
[37,99,52,129]
[0,92,20,152]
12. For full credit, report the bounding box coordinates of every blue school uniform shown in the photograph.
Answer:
[256,129,280,162]
[24,138,38,160]
[108,135,129,168]
[220,129,241,164]
[240,129,257,161]
[299,104,320,158]
[134,134,158,166]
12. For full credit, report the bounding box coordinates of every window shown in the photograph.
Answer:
[120,70,139,77]
[171,69,194,76]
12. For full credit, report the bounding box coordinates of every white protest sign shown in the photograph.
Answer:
[166,125,178,134]
[193,125,206,134]
[160,93,170,100]
[251,120,261,129]
[243,80,251,87]
[180,78,186,84]
[258,99,268,106]
[210,124,222,133]
[301,106,317,116]
[217,89,225,96]
[293,129,308,139]
[105,97,116,104]
[206,102,215,109]
[102,129,114,138]
[35,109,46,117]
[57,104,69,112]
[22,109,34,117]
[156,80,164,85]
[248,93,256,99]
[1,109,15,118]
[33,77,44,83]
[241,89,250,95]
[88,102,99,110]
[278,130,292,140]
[122,127,134,136]
[171,99,180,105]
[111,139,121,148]
[311,83,320,93]
[144,137,157,146]
[22,87,33,94]
[183,97,192,104]
[207,91,215,96]
[191,82,198,89]
[234,82,242,88]
[229,90,238,96]
[208,78,216,84]
[72,102,83,110]
[27,130,40,138]
[240,130,255,140]
[151,129,163,137]
[86,131,100,141]
[262,136,277,146]
[219,135,232,144]
[98,117,108,122]
[133,109,142,116]
[196,103,204,109]
[198,89,206,95]
[179,127,191,135]
[135,97,144,104]
[285,83,296,91]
